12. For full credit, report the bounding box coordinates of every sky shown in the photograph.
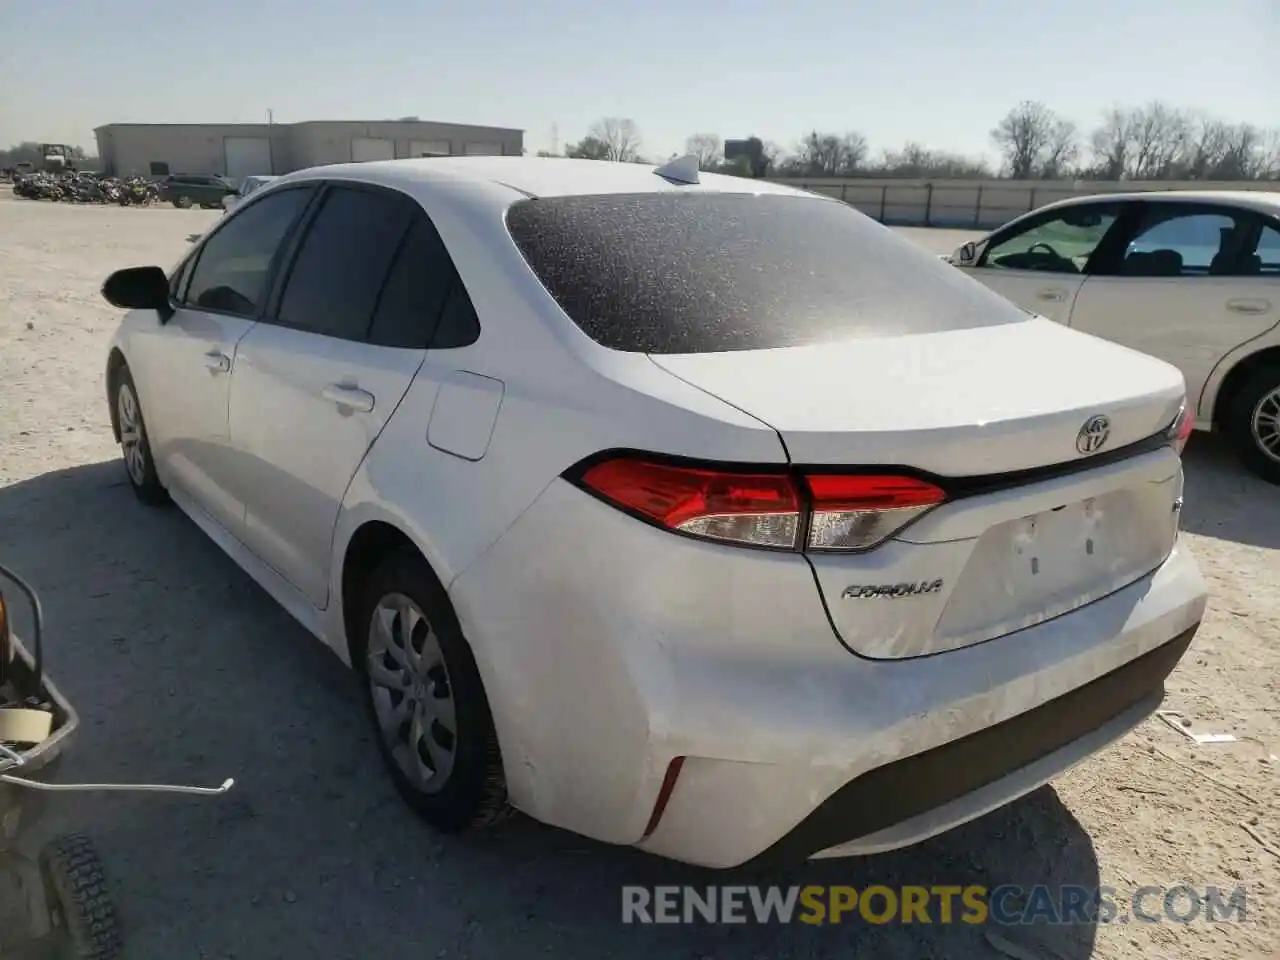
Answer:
[0,0,1275,166]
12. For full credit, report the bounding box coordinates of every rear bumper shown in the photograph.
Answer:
[754,623,1195,865]
[449,479,1208,868]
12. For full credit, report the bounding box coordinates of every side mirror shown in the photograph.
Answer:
[101,266,173,322]
[953,241,979,265]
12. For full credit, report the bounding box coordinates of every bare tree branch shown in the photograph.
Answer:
[684,134,723,171]
[991,101,1078,179]
[587,118,643,163]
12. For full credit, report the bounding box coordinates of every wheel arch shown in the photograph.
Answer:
[339,519,421,664]
[1209,346,1280,430]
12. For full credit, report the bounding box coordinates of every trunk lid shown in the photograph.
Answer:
[648,316,1186,476]
[650,316,1188,659]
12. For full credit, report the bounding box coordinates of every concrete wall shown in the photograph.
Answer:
[288,121,522,166]
[765,177,1280,230]
[94,120,523,179]
[95,124,291,179]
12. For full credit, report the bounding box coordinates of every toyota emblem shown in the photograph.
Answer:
[1076,415,1111,455]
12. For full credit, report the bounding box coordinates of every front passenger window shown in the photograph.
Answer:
[981,204,1122,275]
[183,188,313,316]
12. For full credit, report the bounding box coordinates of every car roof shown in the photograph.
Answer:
[275,155,818,201]
[1039,188,1280,218]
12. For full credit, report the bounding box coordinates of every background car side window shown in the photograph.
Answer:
[981,204,1121,275]
[183,188,312,316]
[1252,222,1280,276]
[275,186,415,342]
[367,218,481,349]
[1119,207,1247,277]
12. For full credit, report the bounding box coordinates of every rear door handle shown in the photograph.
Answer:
[1036,288,1067,302]
[321,383,375,413]
[203,350,231,373]
[1227,298,1271,315]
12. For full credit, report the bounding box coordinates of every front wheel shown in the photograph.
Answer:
[352,550,511,833]
[1225,366,1280,485]
[112,365,168,505]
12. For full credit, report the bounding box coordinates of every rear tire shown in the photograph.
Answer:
[39,834,123,960]
[351,549,511,832]
[111,365,169,506]
[1224,366,1280,485]
[172,196,191,209]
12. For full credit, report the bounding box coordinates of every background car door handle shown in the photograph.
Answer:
[321,384,375,413]
[1226,299,1271,315]
[203,351,231,373]
[1036,288,1067,302]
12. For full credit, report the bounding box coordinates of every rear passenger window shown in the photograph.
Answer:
[431,280,481,348]
[276,187,414,341]
[367,219,456,349]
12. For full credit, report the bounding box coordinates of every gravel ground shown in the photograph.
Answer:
[0,196,1276,960]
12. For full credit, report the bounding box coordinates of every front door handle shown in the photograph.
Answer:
[321,383,375,413]
[1036,288,1067,302]
[1227,298,1271,315]
[203,350,231,373]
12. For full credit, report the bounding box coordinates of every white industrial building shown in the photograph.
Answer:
[93,119,524,180]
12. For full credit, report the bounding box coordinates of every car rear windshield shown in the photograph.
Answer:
[505,192,1026,354]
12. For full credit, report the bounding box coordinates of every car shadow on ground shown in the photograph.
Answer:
[0,460,1103,960]
[1179,433,1280,550]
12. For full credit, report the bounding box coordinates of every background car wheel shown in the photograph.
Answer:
[39,833,124,960]
[112,366,168,506]
[172,196,191,209]
[1226,366,1280,485]
[353,549,511,832]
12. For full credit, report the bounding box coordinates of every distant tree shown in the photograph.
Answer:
[778,131,867,176]
[564,135,611,161]
[684,133,723,171]
[1086,106,1136,179]
[991,101,1078,179]
[1125,102,1190,179]
[0,141,46,167]
[568,118,643,163]
[873,142,993,179]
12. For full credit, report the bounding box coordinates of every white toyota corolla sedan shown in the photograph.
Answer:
[943,190,1280,484]
[100,156,1207,868]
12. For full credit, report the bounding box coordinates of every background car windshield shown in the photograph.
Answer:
[506,193,1028,354]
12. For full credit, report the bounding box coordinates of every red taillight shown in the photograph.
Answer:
[578,458,801,549]
[574,457,946,551]
[805,474,947,551]
[1171,403,1194,454]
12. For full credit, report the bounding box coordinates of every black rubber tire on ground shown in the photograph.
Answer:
[1224,365,1280,485]
[39,833,123,960]
[172,196,192,209]
[352,548,512,832]
[111,364,169,506]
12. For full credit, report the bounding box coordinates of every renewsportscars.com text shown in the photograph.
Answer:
[621,884,1248,926]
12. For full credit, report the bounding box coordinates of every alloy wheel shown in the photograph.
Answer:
[1251,386,1280,465]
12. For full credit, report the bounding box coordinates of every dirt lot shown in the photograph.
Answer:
[0,196,1276,960]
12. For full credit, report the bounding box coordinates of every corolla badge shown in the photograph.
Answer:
[842,579,944,600]
[1076,415,1111,455]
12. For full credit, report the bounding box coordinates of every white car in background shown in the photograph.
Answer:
[221,175,278,214]
[945,191,1280,483]
[99,157,1206,868]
